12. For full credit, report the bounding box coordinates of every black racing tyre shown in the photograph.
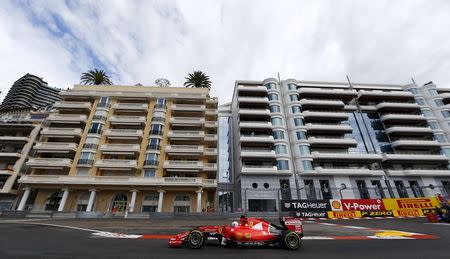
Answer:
[282,231,301,250]
[187,230,205,249]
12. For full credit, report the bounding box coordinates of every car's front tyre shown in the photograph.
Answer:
[282,231,301,250]
[187,230,205,249]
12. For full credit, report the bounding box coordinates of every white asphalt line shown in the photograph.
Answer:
[317,223,337,226]
[17,222,102,233]
[341,226,370,230]
[92,232,143,239]
[302,236,335,240]
[0,218,53,223]
[425,223,450,226]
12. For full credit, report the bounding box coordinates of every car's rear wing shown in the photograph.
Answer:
[280,217,303,233]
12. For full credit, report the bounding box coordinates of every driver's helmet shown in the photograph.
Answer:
[231,221,239,227]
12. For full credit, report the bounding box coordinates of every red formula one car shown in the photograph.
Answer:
[169,216,303,250]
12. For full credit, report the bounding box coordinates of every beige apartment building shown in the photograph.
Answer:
[17,85,218,213]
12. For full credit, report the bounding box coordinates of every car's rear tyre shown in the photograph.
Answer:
[282,231,301,250]
[187,230,204,249]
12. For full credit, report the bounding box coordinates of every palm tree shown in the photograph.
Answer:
[184,71,211,89]
[80,69,113,85]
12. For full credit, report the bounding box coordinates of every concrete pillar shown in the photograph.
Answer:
[129,189,138,212]
[86,189,96,212]
[157,190,165,212]
[196,189,203,213]
[17,187,31,211]
[57,189,69,212]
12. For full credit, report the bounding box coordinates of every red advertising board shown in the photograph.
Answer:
[330,199,385,211]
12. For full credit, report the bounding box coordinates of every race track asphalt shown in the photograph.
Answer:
[0,218,449,259]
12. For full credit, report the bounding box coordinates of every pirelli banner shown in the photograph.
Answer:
[382,197,440,217]
[281,200,331,218]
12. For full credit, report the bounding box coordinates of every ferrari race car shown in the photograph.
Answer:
[169,216,303,250]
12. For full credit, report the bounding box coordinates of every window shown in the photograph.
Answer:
[302,160,313,170]
[252,183,258,189]
[441,148,450,157]
[293,118,304,126]
[291,106,301,114]
[153,111,165,118]
[265,83,277,90]
[88,122,103,134]
[145,153,159,166]
[148,138,161,150]
[428,121,439,129]
[276,160,289,170]
[395,181,409,198]
[289,94,299,102]
[144,169,156,177]
[409,181,424,198]
[273,130,285,140]
[270,105,280,113]
[304,180,316,199]
[320,180,332,199]
[156,98,166,105]
[416,98,426,106]
[442,110,450,118]
[268,93,278,101]
[371,180,385,198]
[409,88,419,94]
[296,131,307,140]
[274,145,288,155]
[271,117,283,126]
[422,109,432,117]
[428,89,438,96]
[356,180,370,199]
[263,183,270,189]
[299,145,311,155]
[288,83,296,90]
[280,179,292,200]
[435,134,447,143]
[435,99,444,107]
[150,124,163,135]
[98,97,111,107]
[142,193,159,212]
[78,152,94,165]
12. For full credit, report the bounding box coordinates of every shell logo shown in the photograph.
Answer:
[245,233,251,239]
[332,200,341,210]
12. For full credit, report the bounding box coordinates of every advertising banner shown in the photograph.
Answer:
[393,209,423,217]
[361,210,394,217]
[330,199,385,211]
[281,200,331,212]
[383,197,439,210]
[328,211,362,219]
[292,211,328,218]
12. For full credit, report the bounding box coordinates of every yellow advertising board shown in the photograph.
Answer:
[327,211,362,219]
[393,209,424,217]
[382,197,439,211]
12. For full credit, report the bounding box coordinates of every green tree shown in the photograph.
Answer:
[80,69,113,85]
[184,71,211,89]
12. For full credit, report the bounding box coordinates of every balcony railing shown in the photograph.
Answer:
[104,129,143,138]
[26,158,72,168]
[33,142,78,151]
[47,114,87,122]
[100,144,140,152]
[144,160,159,166]
[147,144,161,150]
[171,104,205,111]
[154,103,167,110]
[113,103,148,110]
[77,159,94,165]
[166,145,203,153]
[95,159,137,168]
[41,128,83,136]
[54,101,91,109]
[92,115,107,121]
[109,116,146,124]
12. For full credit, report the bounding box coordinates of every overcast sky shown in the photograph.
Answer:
[1,0,450,103]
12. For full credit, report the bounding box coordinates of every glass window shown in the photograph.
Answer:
[80,152,93,160]
[156,98,166,104]
[148,138,161,149]
[268,93,278,101]
[144,169,156,177]
[293,118,304,126]
[291,106,301,114]
[288,83,296,90]
[276,160,289,170]
[435,99,444,107]
[274,145,288,155]
[270,105,280,113]
[416,98,426,106]
[153,111,165,118]
[290,94,299,102]
[296,131,307,140]
[88,122,103,134]
[442,110,450,118]
[145,153,159,163]
[409,88,419,94]
[98,97,111,107]
[150,124,163,135]
[428,89,438,96]
[422,109,433,117]
[429,121,439,129]
[273,130,285,140]
[302,160,313,170]
[435,134,447,143]
[299,145,311,155]
[271,117,283,126]
[441,148,450,157]
[265,83,277,90]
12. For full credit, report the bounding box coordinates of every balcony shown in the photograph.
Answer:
[0,136,29,142]
[171,104,205,111]
[168,130,204,139]
[237,85,267,93]
[239,121,272,129]
[241,165,279,175]
[375,102,419,111]
[53,101,91,110]
[240,135,274,143]
[204,134,218,142]
[302,111,348,120]
[382,153,449,163]
[204,148,217,156]
[104,129,143,139]
[170,117,205,126]
[385,126,433,136]
[26,158,72,168]
[238,96,269,104]
[298,88,357,100]
[313,167,384,176]
[205,121,218,128]
[239,109,270,116]
[113,103,148,111]
[33,142,78,152]
[241,149,276,158]
[387,169,450,176]
[0,151,22,158]
[41,128,83,137]
[0,169,13,175]
[358,90,414,102]
[94,159,137,170]
[380,114,426,122]
[165,145,203,154]
[99,144,140,154]
[18,175,217,187]
[311,151,382,161]
[299,99,345,108]
[203,163,217,171]
[305,123,353,133]
[390,139,441,149]
[308,137,357,147]
[441,93,450,104]
[47,114,87,123]
[109,116,146,125]
[205,109,218,116]
[163,161,203,171]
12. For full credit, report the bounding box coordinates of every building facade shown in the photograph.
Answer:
[0,74,61,112]
[231,79,450,212]
[17,85,218,213]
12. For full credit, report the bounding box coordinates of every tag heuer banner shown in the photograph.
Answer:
[281,200,331,212]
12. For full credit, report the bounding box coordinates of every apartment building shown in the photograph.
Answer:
[17,85,218,213]
[231,79,450,212]
[0,74,61,112]
[0,109,49,210]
